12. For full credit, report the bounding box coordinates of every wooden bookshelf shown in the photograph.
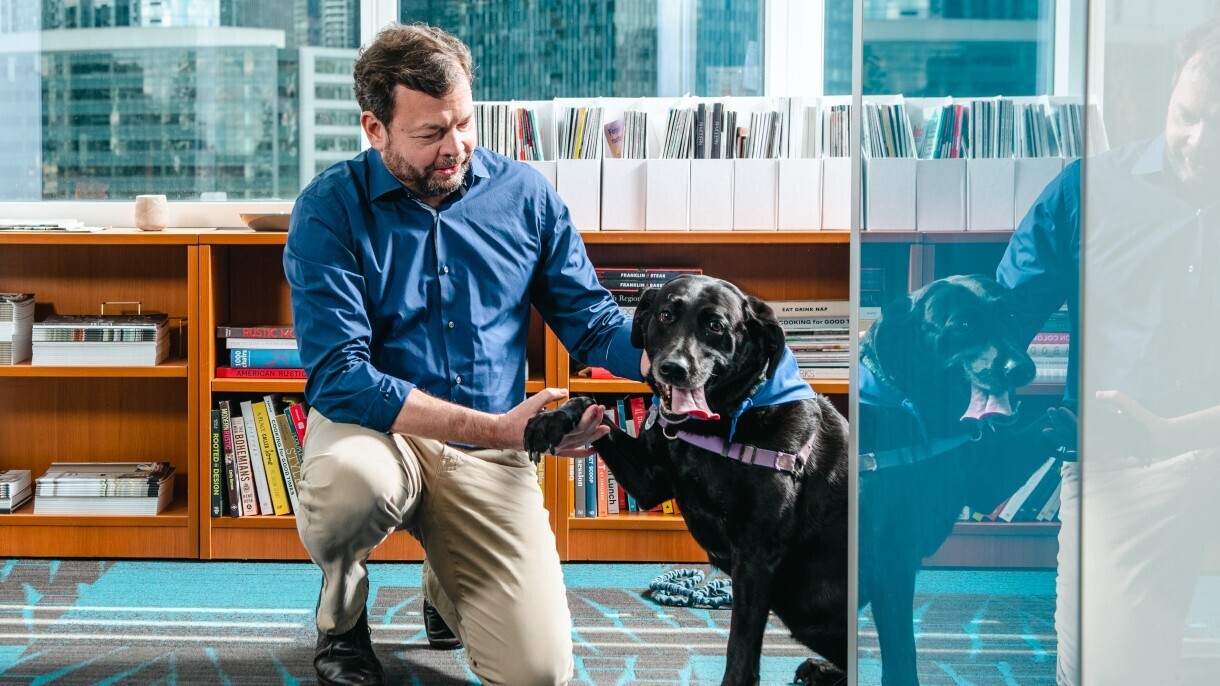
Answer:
[924,522,1059,569]
[0,230,199,559]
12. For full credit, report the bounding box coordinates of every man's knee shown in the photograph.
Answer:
[482,641,573,686]
[297,449,410,553]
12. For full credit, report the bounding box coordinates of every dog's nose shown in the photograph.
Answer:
[657,360,689,382]
[1005,357,1036,386]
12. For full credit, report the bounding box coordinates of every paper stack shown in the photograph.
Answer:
[0,293,34,365]
[0,469,33,513]
[32,313,169,366]
[34,462,175,515]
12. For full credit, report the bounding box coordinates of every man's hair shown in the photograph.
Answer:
[1175,16,1220,87]
[353,23,474,127]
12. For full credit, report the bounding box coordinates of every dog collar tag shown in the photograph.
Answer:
[644,405,658,431]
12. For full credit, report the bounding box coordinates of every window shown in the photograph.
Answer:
[398,0,766,100]
[0,0,362,201]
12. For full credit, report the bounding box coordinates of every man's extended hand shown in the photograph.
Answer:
[498,388,610,457]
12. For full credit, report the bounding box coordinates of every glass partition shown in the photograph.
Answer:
[1081,5,1220,685]
[855,1,1079,683]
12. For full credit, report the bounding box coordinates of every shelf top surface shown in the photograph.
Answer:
[0,228,209,245]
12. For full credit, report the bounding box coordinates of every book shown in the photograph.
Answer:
[573,455,586,518]
[251,399,291,515]
[280,410,305,498]
[224,337,298,350]
[216,366,307,379]
[585,453,598,518]
[228,406,260,516]
[210,409,224,517]
[217,400,242,517]
[230,348,303,369]
[997,457,1056,522]
[216,325,295,339]
[239,400,275,515]
[36,462,174,497]
[265,395,299,513]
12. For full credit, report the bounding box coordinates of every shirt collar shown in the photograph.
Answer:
[368,147,491,202]
[1131,134,1167,176]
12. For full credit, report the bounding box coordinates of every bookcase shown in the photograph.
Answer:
[0,230,199,558]
[0,227,1055,568]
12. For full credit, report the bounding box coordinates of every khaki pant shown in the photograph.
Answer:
[295,409,573,686]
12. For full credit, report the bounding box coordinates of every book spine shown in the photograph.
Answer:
[210,410,223,518]
[596,457,609,517]
[276,412,303,506]
[217,401,240,516]
[216,367,307,379]
[265,395,299,513]
[287,402,309,444]
[585,454,598,517]
[230,349,303,369]
[229,407,258,516]
[573,456,586,518]
[216,326,295,338]
[240,401,275,515]
[224,338,298,350]
[282,407,306,495]
[252,400,290,515]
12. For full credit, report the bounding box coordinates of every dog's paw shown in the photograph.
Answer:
[792,658,845,686]
[523,396,597,460]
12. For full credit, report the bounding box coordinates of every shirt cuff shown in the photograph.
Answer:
[604,324,646,382]
[365,376,414,433]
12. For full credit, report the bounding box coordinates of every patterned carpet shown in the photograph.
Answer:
[0,560,1059,685]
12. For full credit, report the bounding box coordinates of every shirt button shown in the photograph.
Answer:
[448,320,455,329]
[455,375,462,385]
[442,265,450,274]
[1188,265,1195,273]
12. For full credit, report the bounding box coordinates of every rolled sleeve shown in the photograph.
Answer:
[530,185,645,382]
[284,190,415,432]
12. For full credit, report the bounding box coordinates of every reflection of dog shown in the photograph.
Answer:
[858,275,1049,686]
[526,275,849,686]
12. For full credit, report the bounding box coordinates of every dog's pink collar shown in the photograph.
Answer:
[647,404,815,475]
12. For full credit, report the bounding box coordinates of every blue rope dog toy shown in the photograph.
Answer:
[648,569,733,609]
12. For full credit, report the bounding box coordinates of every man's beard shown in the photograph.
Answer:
[1165,144,1220,198]
[383,145,469,199]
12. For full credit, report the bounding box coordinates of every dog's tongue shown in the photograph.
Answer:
[671,386,720,421]
[961,386,1015,423]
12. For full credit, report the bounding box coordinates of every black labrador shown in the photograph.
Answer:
[525,275,849,686]
[858,274,1055,685]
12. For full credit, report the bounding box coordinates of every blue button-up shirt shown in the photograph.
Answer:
[284,147,643,432]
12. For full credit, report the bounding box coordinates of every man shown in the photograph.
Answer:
[998,17,1220,685]
[284,23,644,686]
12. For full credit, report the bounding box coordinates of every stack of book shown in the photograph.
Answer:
[558,106,604,160]
[967,456,1062,523]
[34,462,175,515]
[1030,306,1070,383]
[474,104,546,161]
[0,293,34,365]
[210,395,308,517]
[31,314,168,366]
[0,469,33,513]
[770,300,850,380]
[595,266,703,316]
[217,325,303,379]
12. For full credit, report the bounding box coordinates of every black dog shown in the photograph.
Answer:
[526,275,849,686]
[858,274,1054,685]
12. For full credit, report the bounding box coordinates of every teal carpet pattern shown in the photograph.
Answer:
[0,560,1058,685]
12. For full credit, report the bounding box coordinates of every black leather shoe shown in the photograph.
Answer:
[423,599,462,651]
[315,608,386,686]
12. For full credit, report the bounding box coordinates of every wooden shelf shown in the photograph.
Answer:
[580,230,849,245]
[0,357,190,378]
[211,514,300,529]
[202,229,289,245]
[923,520,1060,569]
[0,228,209,245]
[1017,382,1066,396]
[951,521,1060,536]
[0,497,191,527]
[569,512,689,530]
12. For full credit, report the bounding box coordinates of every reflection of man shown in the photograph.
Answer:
[997,18,1220,685]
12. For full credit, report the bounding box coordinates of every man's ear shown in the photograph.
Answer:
[745,295,787,378]
[630,288,660,349]
[361,111,388,151]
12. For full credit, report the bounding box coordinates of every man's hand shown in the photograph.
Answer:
[499,388,610,458]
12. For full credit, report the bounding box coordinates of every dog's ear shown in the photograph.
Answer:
[630,287,660,349]
[866,292,917,373]
[745,295,787,378]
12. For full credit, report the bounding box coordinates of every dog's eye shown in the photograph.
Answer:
[707,320,725,334]
[659,311,674,324]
